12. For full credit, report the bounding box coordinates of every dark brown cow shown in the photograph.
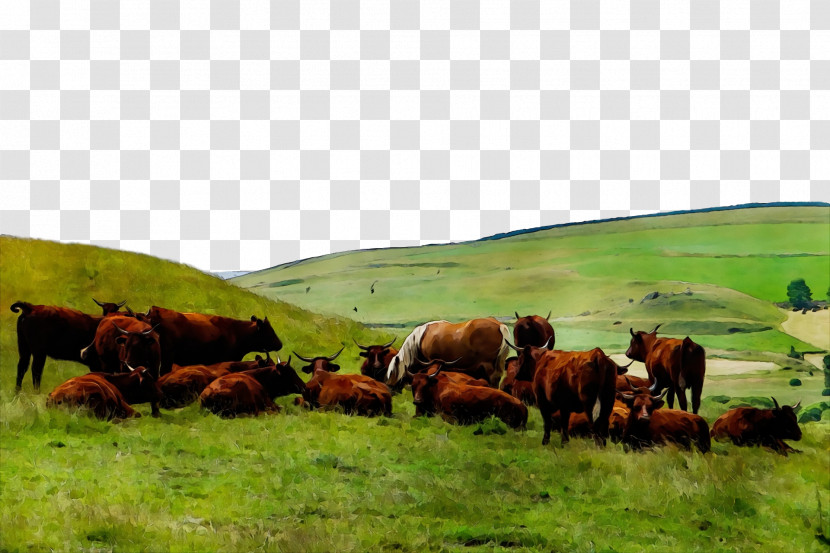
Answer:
[618,383,710,453]
[355,337,399,386]
[513,311,555,349]
[144,306,283,374]
[386,318,511,387]
[615,373,652,392]
[626,324,706,414]
[92,298,127,316]
[296,348,392,416]
[525,346,621,446]
[11,298,126,392]
[199,358,305,418]
[161,355,276,408]
[500,338,562,405]
[81,317,161,377]
[410,364,527,429]
[46,366,160,420]
[710,398,802,455]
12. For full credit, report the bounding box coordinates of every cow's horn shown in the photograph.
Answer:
[505,339,520,352]
[653,387,669,400]
[326,346,345,361]
[630,327,635,337]
[792,399,801,410]
[427,366,443,379]
[381,336,396,348]
[92,298,105,307]
[542,337,553,349]
[277,356,281,364]
[771,396,780,410]
[619,392,635,400]
[651,323,663,334]
[624,375,644,393]
[444,357,463,366]
[141,324,159,336]
[125,362,137,372]
[404,368,415,379]
[648,379,659,393]
[546,310,551,320]
[414,356,431,366]
[144,308,151,317]
[116,300,127,308]
[515,311,521,320]
[353,338,370,350]
[112,322,132,335]
[125,305,135,316]
[619,360,634,369]
[292,351,316,363]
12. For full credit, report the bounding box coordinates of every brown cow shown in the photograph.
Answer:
[410,363,527,429]
[46,366,160,420]
[199,358,305,418]
[513,311,555,349]
[626,324,706,414]
[161,355,276,408]
[526,346,621,446]
[615,373,652,392]
[553,400,629,440]
[354,337,399,384]
[92,298,127,316]
[11,298,126,392]
[81,317,161,377]
[144,306,283,374]
[618,383,710,453]
[710,398,802,455]
[296,348,392,416]
[386,318,511,387]
[500,338,561,405]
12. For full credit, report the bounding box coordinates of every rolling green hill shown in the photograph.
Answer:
[234,205,830,359]
[0,236,381,396]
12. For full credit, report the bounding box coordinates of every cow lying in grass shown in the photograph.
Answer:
[199,358,305,418]
[47,365,160,421]
[294,348,392,417]
[710,398,802,455]
[618,378,710,453]
[159,355,275,409]
[410,360,527,429]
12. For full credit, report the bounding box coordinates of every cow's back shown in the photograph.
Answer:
[159,366,225,408]
[18,305,101,361]
[649,409,710,452]
[711,407,765,443]
[47,375,136,420]
[422,318,504,363]
[199,373,275,417]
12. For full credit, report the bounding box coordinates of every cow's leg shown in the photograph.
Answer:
[691,380,703,414]
[30,354,47,394]
[675,383,688,412]
[15,340,31,393]
[538,400,554,446]
[592,394,613,447]
[558,408,571,445]
[666,385,676,409]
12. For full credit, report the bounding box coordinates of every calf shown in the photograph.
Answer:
[46,366,160,420]
[199,357,306,418]
[410,363,527,429]
[710,398,802,455]
[626,325,706,413]
[296,348,392,416]
[11,298,126,392]
[81,317,161,377]
[619,383,710,453]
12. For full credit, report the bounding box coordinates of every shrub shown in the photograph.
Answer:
[787,346,804,360]
[787,278,813,308]
[789,378,802,386]
[821,389,830,397]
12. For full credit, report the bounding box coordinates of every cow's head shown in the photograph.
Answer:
[254,352,277,368]
[770,397,802,442]
[355,337,396,380]
[294,347,344,374]
[114,322,162,378]
[250,315,284,353]
[618,377,669,424]
[513,311,554,349]
[409,365,444,413]
[500,356,521,394]
[93,298,127,316]
[123,364,163,414]
[506,338,551,380]
[626,324,662,361]
[260,356,306,396]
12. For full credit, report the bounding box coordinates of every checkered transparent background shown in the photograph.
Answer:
[1,0,828,272]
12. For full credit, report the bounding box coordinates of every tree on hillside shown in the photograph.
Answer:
[787,279,812,308]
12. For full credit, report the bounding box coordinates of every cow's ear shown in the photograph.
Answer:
[358,351,368,357]
[115,336,127,345]
[653,399,664,410]
[328,363,341,373]
[302,365,313,374]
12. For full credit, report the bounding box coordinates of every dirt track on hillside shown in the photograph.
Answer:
[781,308,830,350]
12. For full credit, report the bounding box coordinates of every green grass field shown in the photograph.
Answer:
[2,206,830,553]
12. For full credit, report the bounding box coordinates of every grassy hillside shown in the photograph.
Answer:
[1,236,829,552]
[0,236,381,396]
[234,206,829,357]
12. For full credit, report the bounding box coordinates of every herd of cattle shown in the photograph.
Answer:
[10,300,804,455]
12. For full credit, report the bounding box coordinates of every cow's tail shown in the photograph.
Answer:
[682,337,705,386]
[10,301,33,315]
[495,323,512,379]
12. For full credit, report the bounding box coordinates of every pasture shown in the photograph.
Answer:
[1,209,829,552]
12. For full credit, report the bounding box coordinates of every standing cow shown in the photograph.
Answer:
[144,306,283,374]
[513,311,555,349]
[710,398,802,455]
[386,318,511,388]
[81,317,162,377]
[626,324,706,414]
[11,299,126,392]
